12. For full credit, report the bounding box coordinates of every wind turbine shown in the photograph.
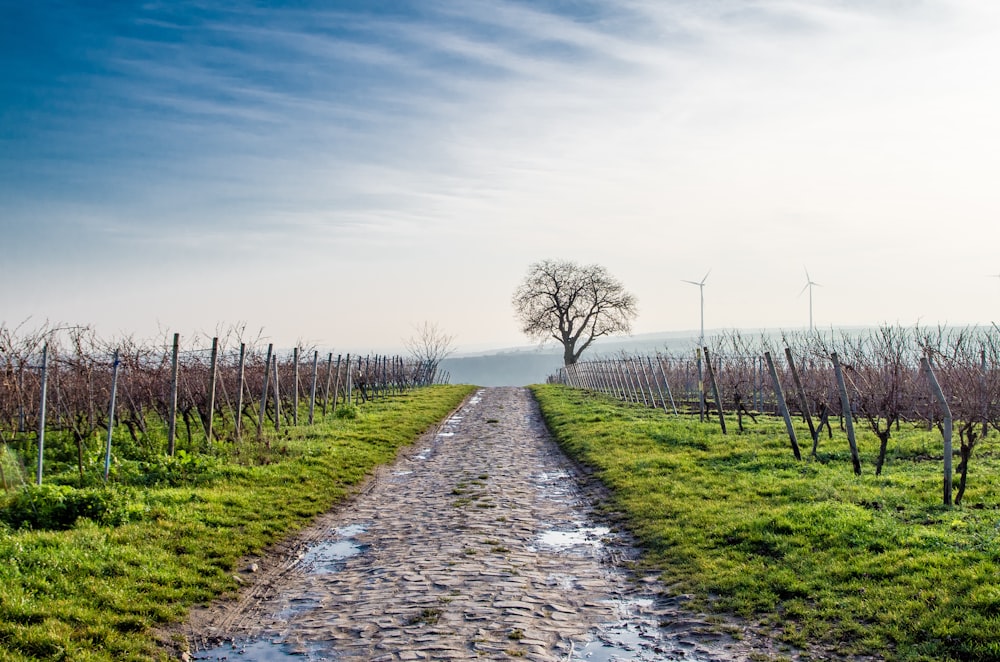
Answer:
[800,268,821,332]
[682,270,710,345]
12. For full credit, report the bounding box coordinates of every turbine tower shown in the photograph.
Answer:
[682,270,710,345]
[800,268,821,332]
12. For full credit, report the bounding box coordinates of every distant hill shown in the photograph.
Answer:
[440,331,707,386]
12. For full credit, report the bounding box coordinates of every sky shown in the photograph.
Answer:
[3,0,1000,355]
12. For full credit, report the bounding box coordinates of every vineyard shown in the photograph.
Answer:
[0,322,445,492]
[557,325,1000,506]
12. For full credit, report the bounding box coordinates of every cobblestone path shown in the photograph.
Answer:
[186,387,756,661]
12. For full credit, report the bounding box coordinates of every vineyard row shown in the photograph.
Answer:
[555,325,1000,506]
[0,324,445,487]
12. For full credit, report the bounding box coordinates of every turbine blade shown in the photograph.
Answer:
[682,279,701,285]
[700,268,711,284]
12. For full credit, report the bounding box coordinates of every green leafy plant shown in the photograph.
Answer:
[1,484,139,530]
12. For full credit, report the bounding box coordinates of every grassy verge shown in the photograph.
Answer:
[0,385,475,661]
[531,384,1000,662]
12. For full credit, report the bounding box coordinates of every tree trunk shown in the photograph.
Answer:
[875,428,890,476]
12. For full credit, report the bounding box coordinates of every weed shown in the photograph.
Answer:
[408,608,441,626]
[334,404,359,419]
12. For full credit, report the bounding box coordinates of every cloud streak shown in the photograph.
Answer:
[3,0,1000,350]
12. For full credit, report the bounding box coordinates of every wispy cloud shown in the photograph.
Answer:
[3,0,1000,348]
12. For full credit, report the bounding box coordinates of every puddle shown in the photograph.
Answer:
[536,525,610,551]
[300,525,369,574]
[436,432,455,437]
[193,639,331,661]
[573,625,661,661]
[571,597,719,662]
[534,469,577,504]
[336,524,365,537]
[275,593,322,620]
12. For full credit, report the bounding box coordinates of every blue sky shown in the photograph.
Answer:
[3,1,1000,353]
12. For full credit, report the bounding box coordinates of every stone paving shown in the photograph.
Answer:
[184,387,761,661]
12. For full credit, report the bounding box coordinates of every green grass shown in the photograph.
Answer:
[0,385,474,661]
[531,384,1000,662]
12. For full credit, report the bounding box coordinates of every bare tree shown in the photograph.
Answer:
[512,259,638,366]
[404,322,456,384]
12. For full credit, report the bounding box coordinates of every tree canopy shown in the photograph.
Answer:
[512,259,638,366]
[404,321,455,383]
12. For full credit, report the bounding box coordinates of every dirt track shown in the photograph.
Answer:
[180,387,768,661]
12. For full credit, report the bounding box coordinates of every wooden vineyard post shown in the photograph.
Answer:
[621,359,637,403]
[646,357,667,413]
[292,347,299,426]
[702,347,727,434]
[831,352,862,475]
[615,360,628,400]
[764,351,802,461]
[696,349,706,422]
[630,358,649,407]
[638,358,656,407]
[655,356,679,415]
[607,361,622,399]
[273,354,281,432]
[36,343,49,485]
[167,333,180,457]
[346,354,353,405]
[384,355,390,398]
[206,337,219,445]
[258,343,273,440]
[626,358,641,403]
[103,349,120,482]
[610,360,624,401]
[322,353,334,416]
[595,362,606,394]
[784,347,818,455]
[334,354,344,408]
[235,343,246,440]
[921,356,953,506]
[309,350,319,425]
